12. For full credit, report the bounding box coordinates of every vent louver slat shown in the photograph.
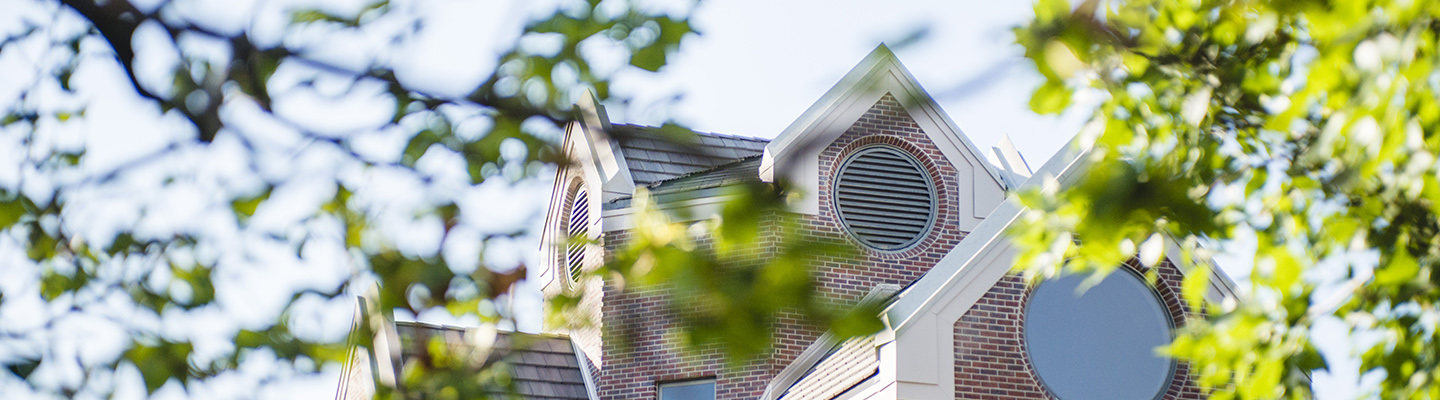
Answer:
[833,147,936,251]
[566,190,589,282]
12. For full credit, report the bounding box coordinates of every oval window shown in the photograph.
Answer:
[1024,270,1174,400]
[832,146,936,251]
[565,188,588,282]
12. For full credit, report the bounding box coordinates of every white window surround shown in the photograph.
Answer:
[659,379,716,400]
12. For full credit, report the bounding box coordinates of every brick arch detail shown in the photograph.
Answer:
[825,134,953,259]
[954,259,1205,399]
[805,92,970,303]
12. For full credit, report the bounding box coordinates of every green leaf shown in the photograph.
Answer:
[1029,80,1073,115]
[1376,247,1419,287]
[124,340,194,394]
[290,10,351,25]
[40,267,89,301]
[1181,263,1211,313]
[403,129,440,167]
[231,188,271,220]
[0,196,24,230]
[630,44,668,72]
[106,233,136,256]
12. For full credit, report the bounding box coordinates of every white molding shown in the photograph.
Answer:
[598,194,741,232]
[762,285,900,400]
[571,342,601,400]
[541,97,622,294]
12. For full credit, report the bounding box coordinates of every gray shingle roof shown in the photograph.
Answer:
[395,322,591,400]
[610,124,769,186]
[778,335,880,400]
[606,156,765,209]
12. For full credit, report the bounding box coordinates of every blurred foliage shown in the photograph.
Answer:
[1014,0,1440,398]
[0,0,725,397]
[592,181,883,363]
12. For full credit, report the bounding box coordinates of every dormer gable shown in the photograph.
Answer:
[760,44,1007,231]
[539,94,623,295]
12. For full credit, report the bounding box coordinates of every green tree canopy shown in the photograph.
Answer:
[1014,0,1440,398]
[0,0,882,396]
[0,0,703,397]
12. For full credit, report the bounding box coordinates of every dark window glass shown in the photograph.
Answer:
[659,380,715,400]
[1025,269,1174,400]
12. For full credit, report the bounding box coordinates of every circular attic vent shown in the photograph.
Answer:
[833,146,936,251]
[1025,270,1175,400]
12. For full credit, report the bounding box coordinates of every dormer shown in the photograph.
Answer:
[760,45,1008,233]
[539,95,618,296]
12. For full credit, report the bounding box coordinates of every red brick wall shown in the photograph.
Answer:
[772,93,973,362]
[952,259,1205,399]
[595,93,974,399]
[598,228,781,400]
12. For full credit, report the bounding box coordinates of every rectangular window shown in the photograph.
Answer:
[658,379,715,400]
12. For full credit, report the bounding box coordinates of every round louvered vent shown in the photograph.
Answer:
[833,146,936,251]
[565,188,588,282]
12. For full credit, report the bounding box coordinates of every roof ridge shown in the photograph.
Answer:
[611,123,771,143]
[393,321,574,340]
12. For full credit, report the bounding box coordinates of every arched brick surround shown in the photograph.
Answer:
[953,259,1205,399]
[772,93,975,369]
[807,93,971,303]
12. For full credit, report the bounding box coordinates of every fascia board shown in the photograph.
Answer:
[764,45,898,167]
[598,194,741,232]
[1162,234,1241,303]
[881,55,1009,200]
[574,93,636,202]
[762,287,899,400]
[571,343,601,400]
[761,286,899,400]
[537,162,568,289]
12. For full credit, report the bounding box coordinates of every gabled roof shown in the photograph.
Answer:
[757,44,1007,222]
[611,124,768,185]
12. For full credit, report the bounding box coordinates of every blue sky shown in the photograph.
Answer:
[0,0,1380,398]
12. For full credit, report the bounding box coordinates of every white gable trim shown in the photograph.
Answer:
[761,285,900,400]
[759,45,1007,228]
[573,94,635,202]
[540,94,631,293]
[571,342,601,400]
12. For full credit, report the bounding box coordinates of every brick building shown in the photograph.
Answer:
[340,45,1239,400]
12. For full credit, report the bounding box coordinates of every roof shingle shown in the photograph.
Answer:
[778,335,880,400]
[610,124,770,186]
[394,322,591,400]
